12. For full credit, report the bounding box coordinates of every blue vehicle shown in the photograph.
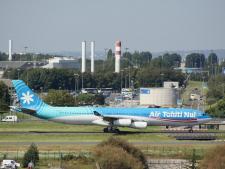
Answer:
[11,80,212,133]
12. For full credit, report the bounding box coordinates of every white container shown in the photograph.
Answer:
[1,116,18,122]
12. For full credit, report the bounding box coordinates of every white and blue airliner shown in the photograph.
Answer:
[11,80,211,133]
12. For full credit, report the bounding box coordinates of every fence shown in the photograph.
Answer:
[0,151,91,161]
[0,146,205,160]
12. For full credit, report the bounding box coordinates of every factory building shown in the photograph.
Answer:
[139,87,178,107]
[42,57,80,69]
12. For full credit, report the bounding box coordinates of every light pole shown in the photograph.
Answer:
[125,48,130,88]
[120,70,124,92]
[81,73,84,90]
[74,74,79,105]
[103,48,108,70]
[17,69,20,79]
[24,46,28,61]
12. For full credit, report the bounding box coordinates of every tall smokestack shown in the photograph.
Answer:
[91,41,95,73]
[9,40,12,61]
[81,41,86,73]
[115,40,121,73]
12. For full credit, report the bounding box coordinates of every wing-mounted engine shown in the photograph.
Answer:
[130,121,147,129]
[113,119,131,127]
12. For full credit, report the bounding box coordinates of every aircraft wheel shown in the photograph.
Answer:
[114,128,120,133]
[103,128,108,133]
[188,128,193,133]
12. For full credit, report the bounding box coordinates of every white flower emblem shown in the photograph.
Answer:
[21,91,34,105]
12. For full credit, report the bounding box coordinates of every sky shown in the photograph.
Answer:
[0,0,225,53]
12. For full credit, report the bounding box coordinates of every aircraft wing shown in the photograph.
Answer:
[93,110,147,122]
[94,111,118,122]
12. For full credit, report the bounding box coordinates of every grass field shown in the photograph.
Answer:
[0,113,223,169]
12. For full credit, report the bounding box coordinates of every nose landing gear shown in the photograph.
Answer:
[188,127,193,133]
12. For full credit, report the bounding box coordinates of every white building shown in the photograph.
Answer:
[42,57,80,69]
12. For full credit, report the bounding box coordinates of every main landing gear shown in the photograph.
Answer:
[188,127,194,133]
[103,127,120,133]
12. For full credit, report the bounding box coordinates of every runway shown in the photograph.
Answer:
[0,130,224,135]
[0,140,225,146]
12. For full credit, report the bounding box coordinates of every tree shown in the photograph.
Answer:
[185,53,205,68]
[0,52,8,61]
[162,53,182,68]
[44,89,75,106]
[107,49,113,60]
[208,52,218,65]
[206,98,225,118]
[76,93,95,105]
[207,74,225,104]
[208,52,218,75]
[0,81,10,111]
[22,143,39,167]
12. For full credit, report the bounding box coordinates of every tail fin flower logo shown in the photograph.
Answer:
[21,91,34,105]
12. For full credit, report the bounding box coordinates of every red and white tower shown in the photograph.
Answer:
[115,40,121,73]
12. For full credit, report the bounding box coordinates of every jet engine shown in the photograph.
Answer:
[113,119,132,126]
[130,121,147,129]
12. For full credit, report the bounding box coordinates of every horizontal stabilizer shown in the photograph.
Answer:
[20,108,36,114]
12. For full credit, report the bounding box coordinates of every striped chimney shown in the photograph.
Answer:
[115,40,121,73]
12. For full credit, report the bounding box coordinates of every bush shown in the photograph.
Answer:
[199,145,225,169]
[22,143,39,167]
[206,98,225,118]
[94,145,144,169]
[95,137,148,169]
[61,153,94,169]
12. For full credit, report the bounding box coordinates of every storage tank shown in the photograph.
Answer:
[139,88,177,107]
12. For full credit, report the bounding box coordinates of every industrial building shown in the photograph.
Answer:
[42,57,80,69]
[163,81,179,89]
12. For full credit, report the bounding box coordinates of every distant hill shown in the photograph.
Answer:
[45,49,225,60]
[45,51,106,60]
[151,49,225,60]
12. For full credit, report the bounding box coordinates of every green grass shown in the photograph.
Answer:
[0,132,172,143]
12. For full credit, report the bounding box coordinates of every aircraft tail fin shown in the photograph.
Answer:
[12,80,49,111]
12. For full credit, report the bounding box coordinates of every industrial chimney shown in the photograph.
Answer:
[91,41,95,73]
[81,41,86,73]
[8,40,12,61]
[115,40,121,73]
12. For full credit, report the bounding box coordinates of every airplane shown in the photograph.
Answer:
[11,80,212,133]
